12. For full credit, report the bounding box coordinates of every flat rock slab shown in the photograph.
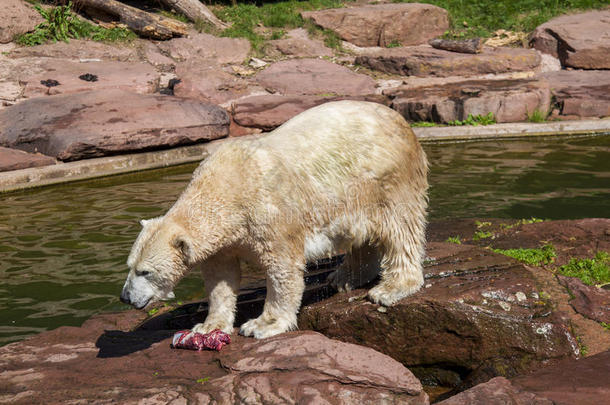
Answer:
[558,276,609,323]
[299,242,578,393]
[0,0,43,44]
[355,45,541,78]
[302,4,448,47]
[0,89,229,161]
[9,39,141,62]
[0,146,55,172]
[21,59,159,98]
[232,94,390,131]
[173,61,255,105]
[264,28,333,58]
[530,10,610,69]
[389,77,551,123]
[256,58,377,96]
[156,32,251,64]
[542,70,610,118]
[0,311,428,404]
[437,377,553,405]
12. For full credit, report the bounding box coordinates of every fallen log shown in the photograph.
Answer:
[429,38,482,54]
[76,0,188,40]
[160,0,229,30]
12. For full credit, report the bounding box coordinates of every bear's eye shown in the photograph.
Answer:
[136,270,150,277]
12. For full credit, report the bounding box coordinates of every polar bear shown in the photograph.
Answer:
[120,100,428,339]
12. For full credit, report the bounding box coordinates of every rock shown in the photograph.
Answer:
[299,242,578,393]
[436,377,553,405]
[0,146,55,172]
[511,350,610,405]
[256,58,377,96]
[264,28,333,58]
[232,94,390,131]
[0,0,44,44]
[557,276,609,323]
[173,61,256,105]
[0,81,22,107]
[542,70,610,118]
[0,310,428,404]
[156,32,251,64]
[530,10,610,69]
[302,4,449,47]
[9,39,141,62]
[20,59,159,98]
[355,46,541,77]
[0,89,229,161]
[389,77,551,123]
[140,41,175,69]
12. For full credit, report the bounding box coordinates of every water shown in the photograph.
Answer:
[1,135,608,345]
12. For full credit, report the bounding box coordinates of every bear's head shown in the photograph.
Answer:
[120,216,196,309]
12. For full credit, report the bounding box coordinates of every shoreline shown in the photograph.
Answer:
[1,119,608,193]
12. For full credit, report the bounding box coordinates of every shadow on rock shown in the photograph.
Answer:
[95,329,174,358]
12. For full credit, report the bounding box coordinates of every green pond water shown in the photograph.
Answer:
[1,135,609,345]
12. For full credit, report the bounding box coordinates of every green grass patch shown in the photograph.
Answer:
[16,2,135,46]
[601,322,610,331]
[557,251,610,286]
[386,39,402,48]
[527,109,548,123]
[392,0,609,39]
[448,112,496,126]
[500,217,545,230]
[472,230,492,241]
[446,236,462,244]
[410,121,438,127]
[214,0,346,50]
[493,244,556,266]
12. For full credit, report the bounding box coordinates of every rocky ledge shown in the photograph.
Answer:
[1,218,608,404]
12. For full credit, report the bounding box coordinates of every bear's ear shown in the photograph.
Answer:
[173,235,195,265]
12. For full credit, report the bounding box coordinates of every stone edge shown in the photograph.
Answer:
[1,120,608,193]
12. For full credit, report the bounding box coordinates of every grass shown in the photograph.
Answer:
[214,0,346,50]
[410,121,438,127]
[16,2,135,46]
[601,322,610,331]
[392,0,609,39]
[448,112,496,126]
[557,251,610,286]
[527,109,548,123]
[500,217,545,230]
[446,236,462,244]
[493,244,557,266]
[473,230,493,241]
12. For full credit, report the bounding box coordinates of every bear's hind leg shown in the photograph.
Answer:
[368,212,426,306]
[240,251,305,339]
[193,255,241,335]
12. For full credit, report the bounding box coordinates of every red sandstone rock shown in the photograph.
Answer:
[355,45,541,78]
[0,89,229,161]
[557,276,609,323]
[389,78,551,123]
[21,59,159,98]
[264,28,333,58]
[0,311,428,404]
[437,377,553,405]
[0,0,44,44]
[9,39,141,61]
[0,146,55,172]
[256,58,376,96]
[156,32,251,65]
[530,10,610,69]
[542,70,610,118]
[302,4,449,47]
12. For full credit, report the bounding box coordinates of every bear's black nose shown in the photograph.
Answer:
[120,290,131,305]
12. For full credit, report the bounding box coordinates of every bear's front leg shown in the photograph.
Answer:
[240,252,305,339]
[193,255,241,335]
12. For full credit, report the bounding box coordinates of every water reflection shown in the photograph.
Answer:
[0,135,608,344]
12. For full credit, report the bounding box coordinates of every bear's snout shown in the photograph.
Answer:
[120,289,131,305]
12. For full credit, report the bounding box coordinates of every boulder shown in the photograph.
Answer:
[256,58,377,96]
[302,4,449,47]
[21,59,159,98]
[542,70,610,118]
[0,89,229,161]
[232,94,390,131]
[9,39,141,62]
[0,0,44,44]
[173,61,255,105]
[299,242,578,393]
[264,28,333,58]
[156,32,251,64]
[530,10,610,69]
[0,146,55,172]
[355,46,541,77]
[0,310,428,404]
[389,78,551,123]
[558,276,610,323]
[437,377,553,405]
